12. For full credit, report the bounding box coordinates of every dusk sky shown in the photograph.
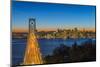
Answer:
[12,1,96,32]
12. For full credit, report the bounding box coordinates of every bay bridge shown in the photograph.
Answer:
[23,18,43,65]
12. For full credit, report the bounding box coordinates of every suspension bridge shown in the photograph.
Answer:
[23,18,43,65]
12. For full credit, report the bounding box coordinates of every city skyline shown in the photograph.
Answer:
[12,1,96,32]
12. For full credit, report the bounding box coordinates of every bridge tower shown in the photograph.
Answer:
[23,18,43,65]
[29,18,37,33]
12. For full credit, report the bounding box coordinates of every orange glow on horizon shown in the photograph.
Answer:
[12,28,57,32]
[12,28,95,33]
[12,28,28,33]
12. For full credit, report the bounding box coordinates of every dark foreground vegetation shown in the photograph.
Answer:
[44,40,96,64]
